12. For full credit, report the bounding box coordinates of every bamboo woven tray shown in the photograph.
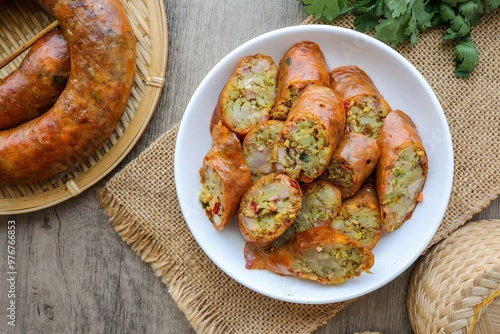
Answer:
[407,219,500,334]
[0,0,168,214]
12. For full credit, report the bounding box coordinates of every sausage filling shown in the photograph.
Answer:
[382,146,425,225]
[273,182,341,249]
[224,57,277,132]
[289,243,369,283]
[240,178,298,237]
[199,166,225,228]
[272,85,301,120]
[324,159,354,194]
[330,205,380,249]
[345,96,390,139]
[274,115,330,179]
[243,121,283,182]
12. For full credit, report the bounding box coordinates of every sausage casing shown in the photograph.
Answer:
[210,54,278,139]
[262,226,374,284]
[272,84,345,183]
[272,41,330,120]
[199,123,252,230]
[330,180,382,250]
[376,110,428,232]
[320,132,380,199]
[0,30,70,130]
[238,172,302,246]
[0,0,136,184]
[330,65,391,139]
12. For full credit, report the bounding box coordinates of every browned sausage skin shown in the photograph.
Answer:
[320,132,380,199]
[330,65,391,139]
[0,30,70,130]
[199,123,252,231]
[0,0,136,184]
[376,110,428,232]
[272,85,345,183]
[273,41,330,120]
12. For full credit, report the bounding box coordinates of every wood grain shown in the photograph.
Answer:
[0,0,498,333]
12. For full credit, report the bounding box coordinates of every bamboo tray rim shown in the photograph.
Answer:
[0,0,168,215]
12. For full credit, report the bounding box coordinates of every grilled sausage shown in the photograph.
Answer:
[376,110,428,232]
[247,226,374,284]
[272,41,330,120]
[199,123,252,230]
[210,54,278,139]
[238,172,302,246]
[271,180,342,249]
[0,0,136,184]
[320,132,380,199]
[242,120,284,182]
[0,30,70,130]
[330,65,391,139]
[330,180,382,250]
[272,84,345,183]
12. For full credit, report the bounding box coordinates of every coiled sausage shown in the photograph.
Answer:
[0,30,70,130]
[0,0,136,184]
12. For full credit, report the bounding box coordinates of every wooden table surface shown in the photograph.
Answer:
[1,1,498,333]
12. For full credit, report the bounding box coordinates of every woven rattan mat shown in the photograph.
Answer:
[97,13,500,334]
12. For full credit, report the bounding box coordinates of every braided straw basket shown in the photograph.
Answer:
[0,0,167,214]
[407,219,500,334]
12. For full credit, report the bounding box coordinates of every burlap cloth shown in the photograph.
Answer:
[96,13,500,334]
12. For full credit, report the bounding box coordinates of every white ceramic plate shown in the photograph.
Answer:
[174,25,453,304]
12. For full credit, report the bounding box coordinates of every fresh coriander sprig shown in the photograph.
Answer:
[298,0,499,78]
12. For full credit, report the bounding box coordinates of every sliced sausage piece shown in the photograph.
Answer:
[272,180,342,249]
[210,54,278,139]
[199,123,252,231]
[272,85,345,183]
[330,180,382,250]
[242,120,283,182]
[0,30,70,130]
[238,172,302,246]
[320,132,380,199]
[376,110,428,232]
[330,65,391,139]
[272,41,330,120]
[261,226,374,284]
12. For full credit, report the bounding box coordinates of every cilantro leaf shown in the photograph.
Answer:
[385,0,409,17]
[299,0,350,21]
[454,38,479,78]
[354,11,380,32]
[374,11,412,46]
